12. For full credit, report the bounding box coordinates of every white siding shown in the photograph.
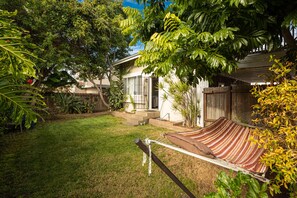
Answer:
[196,80,209,127]
[158,76,184,122]
[158,77,208,127]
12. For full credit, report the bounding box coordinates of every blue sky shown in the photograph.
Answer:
[123,0,145,10]
[122,1,171,54]
[122,0,145,54]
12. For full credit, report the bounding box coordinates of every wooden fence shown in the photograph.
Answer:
[76,93,109,112]
[203,85,256,126]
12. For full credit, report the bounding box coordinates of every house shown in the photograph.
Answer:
[113,53,209,127]
[113,46,289,127]
[70,78,110,94]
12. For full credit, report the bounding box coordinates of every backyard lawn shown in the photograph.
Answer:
[0,115,225,197]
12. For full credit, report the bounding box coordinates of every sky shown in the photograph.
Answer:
[123,0,145,10]
[122,0,145,54]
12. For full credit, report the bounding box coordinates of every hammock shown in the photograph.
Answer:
[165,117,267,174]
[143,117,268,182]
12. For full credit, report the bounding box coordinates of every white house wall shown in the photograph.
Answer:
[158,76,184,123]
[196,80,209,127]
[123,66,145,78]
[158,76,208,127]
[117,54,208,127]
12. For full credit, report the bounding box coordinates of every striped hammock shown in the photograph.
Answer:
[165,117,267,174]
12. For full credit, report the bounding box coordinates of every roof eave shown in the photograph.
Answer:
[113,53,140,67]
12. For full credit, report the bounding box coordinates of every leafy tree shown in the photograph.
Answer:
[121,0,168,46]
[121,0,297,84]
[1,0,130,108]
[251,56,297,196]
[0,10,45,131]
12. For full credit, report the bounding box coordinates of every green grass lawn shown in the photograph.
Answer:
[0,115,224,197]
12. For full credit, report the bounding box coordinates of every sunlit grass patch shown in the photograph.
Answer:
[0,115,224,197]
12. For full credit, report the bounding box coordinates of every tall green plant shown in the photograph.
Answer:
[0,10,45,131]
[251,56,297,196]
[0,10,36,79]
[159,77,199,127]
[129,95,136,111]
[52,93,94,114]
[108,79,125,111]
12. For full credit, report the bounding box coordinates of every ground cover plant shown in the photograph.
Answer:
[0,115,227,197]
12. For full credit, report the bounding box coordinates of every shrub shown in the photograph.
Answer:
[251,56,297,196]
[52,93,94,114]
[205,171,268,198]
[108,80,125,110]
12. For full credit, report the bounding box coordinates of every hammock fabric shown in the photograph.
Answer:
[165,117,267,174]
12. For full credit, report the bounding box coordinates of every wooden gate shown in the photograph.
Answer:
[203,86,256,126]
[203,87,231,126]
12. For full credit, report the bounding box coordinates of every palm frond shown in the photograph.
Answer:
[0,78,45,128]
[0,11,37,79]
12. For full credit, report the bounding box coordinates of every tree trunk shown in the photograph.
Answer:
[282,28,296,48]
[90,79,110,109]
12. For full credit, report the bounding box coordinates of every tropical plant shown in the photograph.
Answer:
[121,0,297,84]
[1,0,130,107]
[108,79,125,111]
[159,77,199,127]
[52,93,94,114]
[205,171,268,198]
[0,78,45,130]
[0,10,45,132]
[129,94,136,111]
[250,56,297,196]
[121,1,167,46]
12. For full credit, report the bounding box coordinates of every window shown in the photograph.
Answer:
[124,76,142,95]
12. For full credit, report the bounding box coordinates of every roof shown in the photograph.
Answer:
[113,50,286,83]
[227,50,286,83]
[113,53,140,67]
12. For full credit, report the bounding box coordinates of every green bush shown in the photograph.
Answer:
[251,56,297,196]
[205,171,268,198]
[52,93,94,114]
[108,80,125,110]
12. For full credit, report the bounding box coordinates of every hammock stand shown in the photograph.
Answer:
[142,138,269,182]
[135,118,269,197]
